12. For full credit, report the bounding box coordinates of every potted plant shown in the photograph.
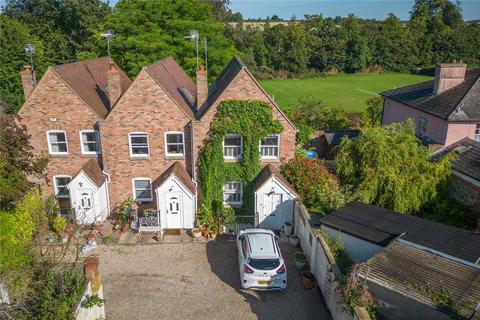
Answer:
[289,235,300,247]
[301,271,315,289]
[294,251,306,270]
[191,228,202,238]
[118,198,135,232]
[284,222,293,236]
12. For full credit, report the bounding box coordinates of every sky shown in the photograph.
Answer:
[229,0,480,21]
[0,0,479,21]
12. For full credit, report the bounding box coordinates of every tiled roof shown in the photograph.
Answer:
[432,137,480,181]
[146,57,196,118]
[254,164,298,197]
[319,201,480,263]
[197,56,245,117]
[381,69,480,120]
[72,159,106,188]
[361,240,480,320]
[156,161,195,194]
[53,57,132,118]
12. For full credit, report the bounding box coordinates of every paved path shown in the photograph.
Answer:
[97,237,332,320]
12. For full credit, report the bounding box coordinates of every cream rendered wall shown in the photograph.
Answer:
[68,172,108,224]
[256,177,296,230]
[321,226,384,263]
[156,176,194,229]
[446,122,478,145]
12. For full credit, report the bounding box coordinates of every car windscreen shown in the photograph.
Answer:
[248,258,280,270]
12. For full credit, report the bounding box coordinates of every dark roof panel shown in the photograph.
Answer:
[381,69,480,120]
[319,201,480,263]
[362,241,480,320]
[324,130,361,145]
[432,137,480,181]
[53,57,131,118]
[146,57,196,118]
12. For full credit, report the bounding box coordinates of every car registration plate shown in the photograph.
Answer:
[257,280,272,285]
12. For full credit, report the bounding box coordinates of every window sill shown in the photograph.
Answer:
[224,203,242,208]
[81,154,100,158]
[135,199,153,203]
[130,156,150,160]
[165,155,185,160]
[224,158,242,163]
[50,154,69,158]
[261,158,280,162]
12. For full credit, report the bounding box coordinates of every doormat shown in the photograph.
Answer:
[164,229,181,236]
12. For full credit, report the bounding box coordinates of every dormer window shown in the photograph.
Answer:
[223,134,243,160]
[47,130,68,155]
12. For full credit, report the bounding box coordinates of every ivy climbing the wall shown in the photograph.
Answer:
[198,100,283,225]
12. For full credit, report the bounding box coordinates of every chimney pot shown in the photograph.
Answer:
[433,63,466,95]
[20,65,36,99]
[196,66,208,111]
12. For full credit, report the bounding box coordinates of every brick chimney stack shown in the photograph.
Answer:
[107,63,122,108]
[196,66,208,111]
[20,65,36,99]
[433,63,466,95]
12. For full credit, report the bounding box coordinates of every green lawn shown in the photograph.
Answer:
[260,73,432,112]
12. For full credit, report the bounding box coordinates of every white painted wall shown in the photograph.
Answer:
[156,176,194,229]
[321,226,384,263]
[256,177,296,230]
[68,172,109,224]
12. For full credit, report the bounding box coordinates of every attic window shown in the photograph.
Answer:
[129,132,149,157]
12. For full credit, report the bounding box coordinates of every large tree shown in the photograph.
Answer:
[336,121,452,214]
[95,0,236,78]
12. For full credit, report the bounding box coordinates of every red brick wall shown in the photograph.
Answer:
[101,69,192,210]
[18,68,102,197]
[193,68,296,174]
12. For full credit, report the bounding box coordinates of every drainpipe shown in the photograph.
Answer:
[190,120,199,220]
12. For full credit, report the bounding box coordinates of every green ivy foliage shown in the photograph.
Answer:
[198,100,283,216]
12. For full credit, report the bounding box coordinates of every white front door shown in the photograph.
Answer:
[166,193,183,228]
[260,193,283,230]
[76,189,95,224]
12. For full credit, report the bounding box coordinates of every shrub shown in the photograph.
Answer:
[281,156,349,213]
[53,215,68,235]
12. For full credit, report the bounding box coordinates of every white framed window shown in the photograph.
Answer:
[132,178,153,202]
[474,124,480,141]
[417,117,427,134]
[53,175,71,199]
[223,134,243,160]
[260,134,280,159]
[165,131,185,156]
[223,181,242,206]
[47,130,68,155]
[80,130,101,155]
[129,132,149,157]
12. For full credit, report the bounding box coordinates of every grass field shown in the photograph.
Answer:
[260,73,432,112]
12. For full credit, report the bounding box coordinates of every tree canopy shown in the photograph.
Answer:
[336,121,453,214]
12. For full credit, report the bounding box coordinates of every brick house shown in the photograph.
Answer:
[381,63,480,147]
[18,56,297,229]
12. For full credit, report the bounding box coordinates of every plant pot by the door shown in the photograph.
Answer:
[284,222,293,236]
[201,229,210,238]
[191,228,202,238]
[209,231,217,240]
[289,235,300,247]
[294,251,306,270]
[301,271,315,289]
[122,223,129,233]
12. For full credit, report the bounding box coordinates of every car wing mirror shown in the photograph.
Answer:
[275,235,279,241]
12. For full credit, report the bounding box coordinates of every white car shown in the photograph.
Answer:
[236,229,287,290]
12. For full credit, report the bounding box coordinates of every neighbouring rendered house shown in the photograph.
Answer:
[17,55,297,230]
[381,63,480,147]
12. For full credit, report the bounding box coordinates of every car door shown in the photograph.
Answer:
[237,235,249,278]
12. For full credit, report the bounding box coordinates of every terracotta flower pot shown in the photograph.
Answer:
[301,271,315,289]
[210,232,217,240]
[192,228,202,238]
[201,230,210,238]
[122,223,129,233]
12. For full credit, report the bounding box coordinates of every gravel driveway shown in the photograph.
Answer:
[97,237,331,320]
